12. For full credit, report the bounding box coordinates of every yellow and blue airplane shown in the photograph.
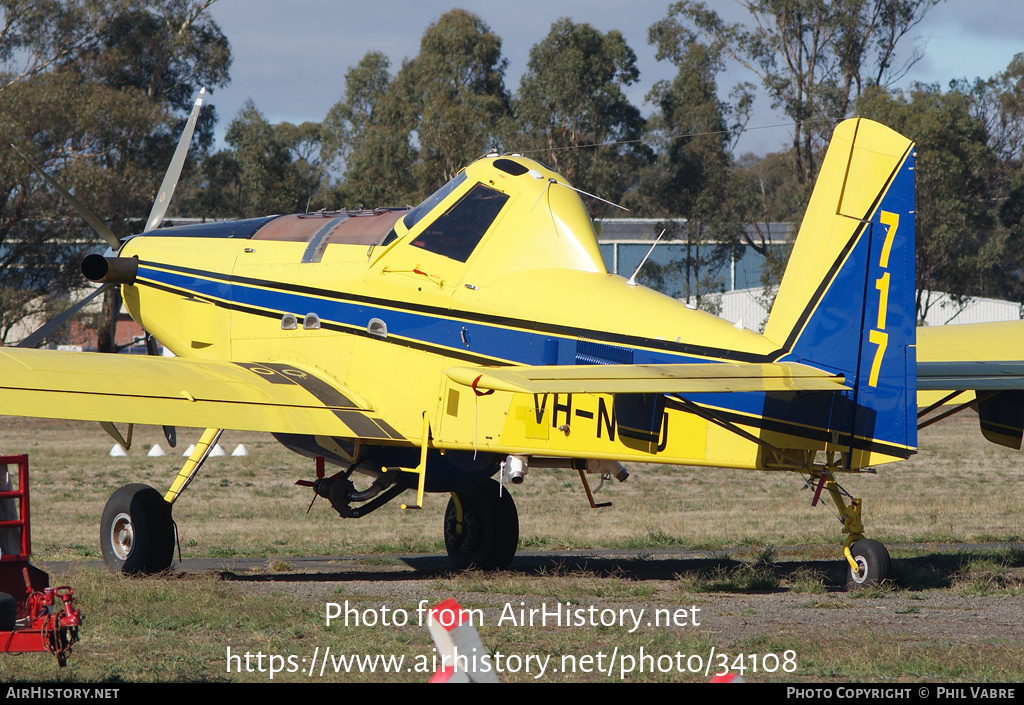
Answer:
[3,94,1014,587]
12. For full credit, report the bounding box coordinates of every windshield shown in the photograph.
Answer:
[410,184,509,262]
[402,172,467,231]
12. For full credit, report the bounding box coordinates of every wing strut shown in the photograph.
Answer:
[164,428,223,505]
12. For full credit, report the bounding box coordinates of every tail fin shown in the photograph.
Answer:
[764,118,917,464]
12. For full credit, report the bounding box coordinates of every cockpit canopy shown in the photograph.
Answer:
[133,155,608,280]
[390,155,607,279]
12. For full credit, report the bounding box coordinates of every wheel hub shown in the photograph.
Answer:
[110,512,134,561]
[850,555,871,584]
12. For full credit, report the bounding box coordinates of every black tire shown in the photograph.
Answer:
[0,591,16,631]
[444,479,518,570]
[100,483,174,574]
[845,538,891,589]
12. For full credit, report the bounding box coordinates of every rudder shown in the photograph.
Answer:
[764,118,917,464]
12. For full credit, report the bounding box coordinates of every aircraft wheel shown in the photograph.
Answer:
[444,479,518,570]
[845,538,891,590]
[100,484,174,574]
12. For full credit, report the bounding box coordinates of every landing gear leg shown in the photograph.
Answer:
[815,471,891,589]
[100,428,222,574]
[444,478,518,570]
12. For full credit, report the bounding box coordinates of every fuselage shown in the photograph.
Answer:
[115,155,852,475]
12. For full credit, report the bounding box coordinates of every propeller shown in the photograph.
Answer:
[9,144,121,250]
[14,87,206,339]
[12,88,207,446]
[145,87,204,233]
[15,283,112,349]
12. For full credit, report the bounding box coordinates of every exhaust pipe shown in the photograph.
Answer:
[82,254,138,284]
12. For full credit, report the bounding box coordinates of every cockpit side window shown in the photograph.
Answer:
[403,172,467,231]
[410,184,509,263]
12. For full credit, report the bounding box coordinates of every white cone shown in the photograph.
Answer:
[183,444,195,456]
[148,445,166,457]
[231,444,248,456]
[210,444,226,457]
[109,444,127,457]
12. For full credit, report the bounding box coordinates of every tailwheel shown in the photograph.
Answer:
[100,483,175,574]
[444,478,518,570]
[845,538,891,590]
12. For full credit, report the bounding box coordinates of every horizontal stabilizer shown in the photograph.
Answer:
[917,321,1024,450]
[446,362,847,395]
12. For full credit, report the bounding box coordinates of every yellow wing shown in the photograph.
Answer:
[0,348,405,441]
[446,361,848,395]
[917,321,1024,449]
[917,321,1024,391]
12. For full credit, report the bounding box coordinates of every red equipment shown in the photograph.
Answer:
[0,454,81,666]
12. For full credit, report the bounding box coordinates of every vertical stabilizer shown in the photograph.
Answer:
[765,118,917,463]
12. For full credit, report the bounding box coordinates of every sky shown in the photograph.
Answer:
[201,0,1024,157]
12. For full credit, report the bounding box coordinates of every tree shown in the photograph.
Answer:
[78,0,229,150]
[327,12,511,205]
[0,0,231,349]
[857,83,1004,324]
[275,120,330,207]
[965,54,1024,305]
[0,71,165,346]
[628,17,747,310]
[192,102,324,218]
[666,0,940,185]
[398,9,510,190]
[323,51,417,207]
[512,19,648,213]
[0,0,109,87]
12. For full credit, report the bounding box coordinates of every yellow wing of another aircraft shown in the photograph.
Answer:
[918,321,1024,382]
[918,320,1024,448]
[0,348,404,442]
[447,362,848,395]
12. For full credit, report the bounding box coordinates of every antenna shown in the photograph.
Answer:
[529,173,629,212]
[627,228,669,287]
[558,180,629,212]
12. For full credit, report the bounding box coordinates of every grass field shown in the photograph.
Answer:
[1,412,1023,683]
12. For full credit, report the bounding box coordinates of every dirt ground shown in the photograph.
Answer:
[135,543,1024,682]
[211,548,1024,643]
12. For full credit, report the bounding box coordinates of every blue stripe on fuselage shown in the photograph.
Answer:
[137,263,719,369]
[134,263,907,453]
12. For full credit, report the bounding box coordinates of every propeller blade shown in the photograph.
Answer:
[9,144,121,249]
[16,283,112,349]
[144,87,205,233]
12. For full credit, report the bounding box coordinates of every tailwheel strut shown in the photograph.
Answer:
[811,471,891,590]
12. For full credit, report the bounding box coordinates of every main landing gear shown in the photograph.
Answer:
[97,426,526,575]
[100,484,174,574]
[100,428,223,575]
[444,478,519,570]
[845,538,891,590]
